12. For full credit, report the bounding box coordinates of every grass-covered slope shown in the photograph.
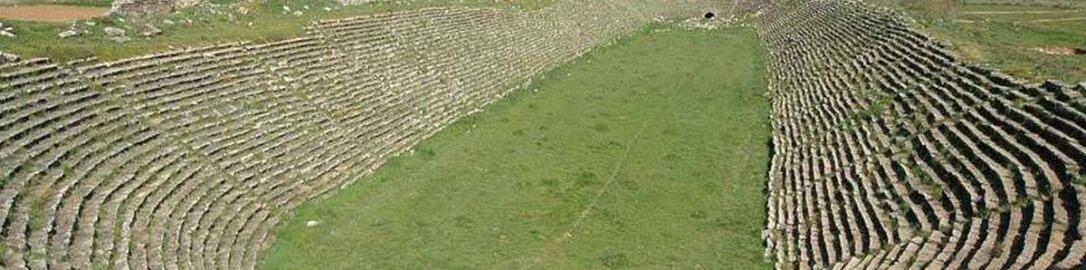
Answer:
[890,2,1086,82]
[262,26,772,269]
[0,0,552,61]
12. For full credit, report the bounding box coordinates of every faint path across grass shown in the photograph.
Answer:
[527,72,689,267]
[960,9,1082,15]
[1017,16,1086,23]
[261,26,772,270]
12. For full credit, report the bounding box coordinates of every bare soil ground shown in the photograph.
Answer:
[0,5,107,22]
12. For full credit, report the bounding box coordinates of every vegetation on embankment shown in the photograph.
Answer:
[0,0,552,61]
[879,1,1086,82]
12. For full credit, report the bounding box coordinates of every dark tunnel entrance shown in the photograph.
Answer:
[704,12,716,19]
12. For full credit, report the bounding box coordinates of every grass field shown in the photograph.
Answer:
[261,26,772,269]
[893,2,1086,82]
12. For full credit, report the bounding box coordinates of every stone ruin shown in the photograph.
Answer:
[0,0,723,269]
[3,0,1085,269]
[111,0,204,17]
[758,0,1086,269]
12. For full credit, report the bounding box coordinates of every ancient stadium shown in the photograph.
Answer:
[0,0,1084,269]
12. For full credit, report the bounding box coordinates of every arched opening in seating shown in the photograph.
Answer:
[704,12,716,20]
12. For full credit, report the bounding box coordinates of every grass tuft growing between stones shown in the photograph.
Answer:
[262,25,772,270]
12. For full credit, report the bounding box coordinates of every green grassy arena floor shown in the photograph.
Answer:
[261,26,772,269]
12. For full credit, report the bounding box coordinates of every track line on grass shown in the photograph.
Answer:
[525,71,692,267]
[1015,16,1086,23]
[961,10,1082,15]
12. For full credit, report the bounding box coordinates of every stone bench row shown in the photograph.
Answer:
[757,0,1086,269]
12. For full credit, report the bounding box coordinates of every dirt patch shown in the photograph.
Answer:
[0,5,108,22]
[1034,47,1086,55]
